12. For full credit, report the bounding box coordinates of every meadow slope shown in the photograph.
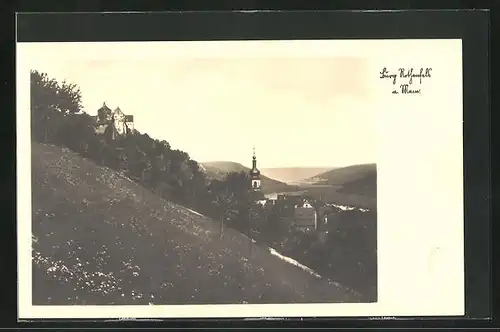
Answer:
[31,143,360,305]
[303,164,377,203]
[307,164,376,186]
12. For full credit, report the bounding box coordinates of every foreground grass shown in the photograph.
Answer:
[31,142,361,305]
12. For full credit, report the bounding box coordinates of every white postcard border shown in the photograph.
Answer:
[17,39,464,319]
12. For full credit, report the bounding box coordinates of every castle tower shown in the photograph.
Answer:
[249,145,261,191]
[97,102,112,123]
[113,106,127,136]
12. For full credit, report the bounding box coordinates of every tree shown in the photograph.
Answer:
[54,113,87,152]
[57,79,84,115]
[209,180,237,238]
[31,70,83,143]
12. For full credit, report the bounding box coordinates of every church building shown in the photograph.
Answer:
[250,146,261,191]
[249,147,267,205]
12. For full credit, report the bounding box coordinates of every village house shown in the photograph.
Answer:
[92,102,135,140]
[293,199,318,231]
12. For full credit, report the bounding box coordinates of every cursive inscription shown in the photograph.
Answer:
[400,84,420,95]
[380,67,397,85]
[380,67,432,95]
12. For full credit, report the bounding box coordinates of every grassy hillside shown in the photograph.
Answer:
[201,161,297,194]
[307,164,376,197]
[31,143,360,305]
[260,167,335,184]
[288,164,376,209]
[308,164,376,185]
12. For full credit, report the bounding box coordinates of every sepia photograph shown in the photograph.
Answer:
[28,47,377,306]
[17,38,466,319]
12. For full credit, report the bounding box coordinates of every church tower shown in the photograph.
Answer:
[249,145,261,191]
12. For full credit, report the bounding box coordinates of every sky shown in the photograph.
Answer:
[20,42,376,168]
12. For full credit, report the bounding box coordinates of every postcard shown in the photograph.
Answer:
[17,39,464,319]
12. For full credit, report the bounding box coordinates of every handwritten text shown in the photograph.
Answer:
[379,67,432,95]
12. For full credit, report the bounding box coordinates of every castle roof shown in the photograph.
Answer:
[97,102,112,113]
[96,102,112,124]
[112,107,127,119]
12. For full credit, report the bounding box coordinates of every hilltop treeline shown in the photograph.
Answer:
[30,70,376,301]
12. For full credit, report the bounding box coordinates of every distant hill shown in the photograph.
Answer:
[307,164,376,185]
[201,161,297,194]
[31,143,359,305]
[260,167,336,184]
[306,164,377,197]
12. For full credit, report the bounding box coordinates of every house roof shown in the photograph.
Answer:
[296,200,314,207]
[265,193,278,200]
[125,115,134,122]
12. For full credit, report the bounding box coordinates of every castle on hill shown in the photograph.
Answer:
[92,102,135,140]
